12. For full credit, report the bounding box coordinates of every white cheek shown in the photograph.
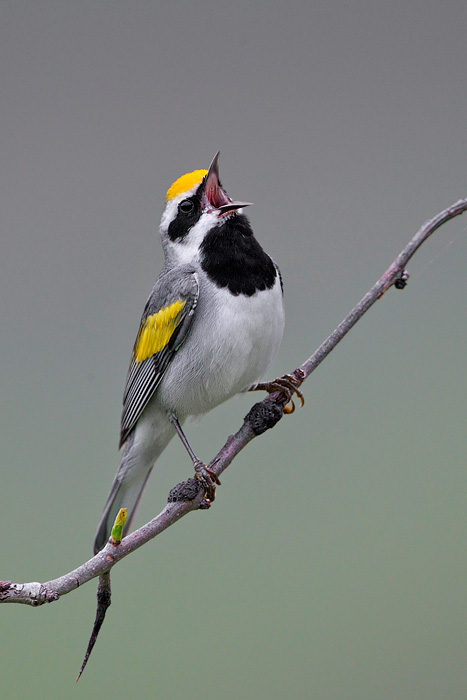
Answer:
[187,212,219,249]
[170,212,220,265]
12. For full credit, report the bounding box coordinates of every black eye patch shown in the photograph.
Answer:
[167,194,202,241]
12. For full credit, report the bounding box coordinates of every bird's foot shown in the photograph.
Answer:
[193,459,221,503]
[250,369,305,414]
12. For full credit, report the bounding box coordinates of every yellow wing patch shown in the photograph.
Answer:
[166,169,208,202]
[133,300,186,363]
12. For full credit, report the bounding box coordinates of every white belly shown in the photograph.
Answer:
[157,274,284,417]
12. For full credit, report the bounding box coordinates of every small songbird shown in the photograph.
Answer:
[93,153,287,554]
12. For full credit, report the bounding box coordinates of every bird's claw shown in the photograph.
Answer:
[194,459,221,502]
[251,369,305,414]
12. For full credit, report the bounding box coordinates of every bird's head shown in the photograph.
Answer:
[160,152,251,264]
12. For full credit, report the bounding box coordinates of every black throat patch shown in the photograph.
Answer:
[200,214,278,296]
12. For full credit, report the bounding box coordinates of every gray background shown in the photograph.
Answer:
[1,2,466,698]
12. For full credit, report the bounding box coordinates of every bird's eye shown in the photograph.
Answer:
[179,199,194,214]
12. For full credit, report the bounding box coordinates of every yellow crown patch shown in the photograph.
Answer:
[166,169,208,202]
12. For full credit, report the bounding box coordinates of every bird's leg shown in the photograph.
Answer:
[168,414,221,502]
[249,368,305,414]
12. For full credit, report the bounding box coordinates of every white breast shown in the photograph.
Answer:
[157,273,284,417]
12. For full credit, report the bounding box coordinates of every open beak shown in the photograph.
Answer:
[203,152,252,215]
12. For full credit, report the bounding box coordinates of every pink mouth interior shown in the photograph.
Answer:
[205,175,231,209]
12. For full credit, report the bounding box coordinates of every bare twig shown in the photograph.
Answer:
[1,197,466,608]
[299,197,467,378]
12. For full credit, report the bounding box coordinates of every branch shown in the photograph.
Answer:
[1,196,466,608]
[299,197,467,378]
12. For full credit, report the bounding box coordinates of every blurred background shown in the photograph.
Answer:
[1,2,466,698]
